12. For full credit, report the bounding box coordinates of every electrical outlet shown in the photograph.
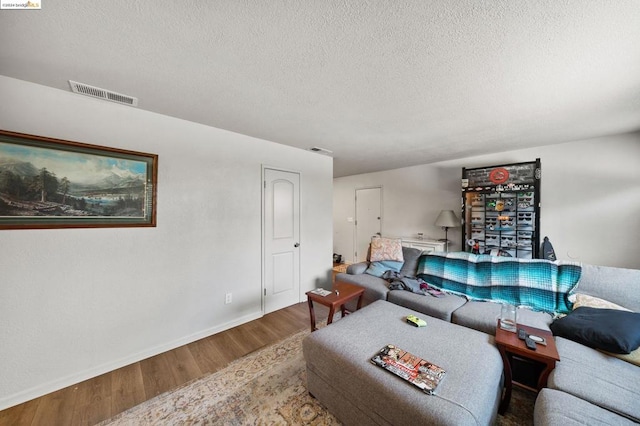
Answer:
[225,293,232,304]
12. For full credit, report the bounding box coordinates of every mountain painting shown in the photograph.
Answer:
[0,131,157,229]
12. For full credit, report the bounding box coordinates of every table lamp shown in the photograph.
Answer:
[435,210,459,252]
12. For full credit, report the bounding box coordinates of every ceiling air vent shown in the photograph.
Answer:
[309,147,333,156]
[69,80,138,107]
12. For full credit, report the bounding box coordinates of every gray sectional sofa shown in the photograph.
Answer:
[335,246,640,425]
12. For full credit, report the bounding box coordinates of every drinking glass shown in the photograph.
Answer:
[500,304,517,332]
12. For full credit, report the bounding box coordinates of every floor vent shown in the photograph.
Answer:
[309,147,333,156]
[69,80,138,107]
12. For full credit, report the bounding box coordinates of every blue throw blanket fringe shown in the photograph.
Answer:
[416,252,582,314]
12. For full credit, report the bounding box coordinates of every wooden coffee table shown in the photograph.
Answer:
[306,281,365,332]
[495,320,559,414]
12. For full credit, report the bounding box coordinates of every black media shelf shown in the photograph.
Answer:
[461,159,541,259]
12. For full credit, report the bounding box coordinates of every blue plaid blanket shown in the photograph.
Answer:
[416,252,582,314]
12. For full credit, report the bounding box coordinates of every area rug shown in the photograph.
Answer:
[101,327,535,425]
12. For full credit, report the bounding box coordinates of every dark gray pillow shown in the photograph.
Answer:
[399,247,422,276]
[550,307,640,354]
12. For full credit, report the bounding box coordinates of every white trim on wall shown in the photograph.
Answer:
[0,311,261,410]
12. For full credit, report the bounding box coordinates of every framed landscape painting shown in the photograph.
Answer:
[0,130,157,229]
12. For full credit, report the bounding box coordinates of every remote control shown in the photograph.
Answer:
[525,336,537,350]
[517,328,527,340]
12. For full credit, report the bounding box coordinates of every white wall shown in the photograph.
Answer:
[0,76,333,409]
[334,133,640,269]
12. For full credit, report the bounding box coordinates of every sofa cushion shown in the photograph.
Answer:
[370,237,403,262]
[548,337,640,422]
[550,307,640,354]
[534,388,637,426]
[387,290,466,322]
[451,301,552,335]
[573,264,640,312]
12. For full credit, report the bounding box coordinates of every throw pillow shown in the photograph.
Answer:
[369,237,404,262]
[571,293,639,365]
[572,293,631,312]
[550,307,640,354]
[603,348,640,367]
[365,260,404,278]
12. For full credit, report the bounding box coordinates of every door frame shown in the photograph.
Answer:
[261,165,302,314]
[354,186,383,262]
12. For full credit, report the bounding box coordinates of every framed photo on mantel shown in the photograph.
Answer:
[0,130,158,230]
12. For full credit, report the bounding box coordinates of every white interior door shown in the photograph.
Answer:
[355,187,382,262]
[263,168,300,314]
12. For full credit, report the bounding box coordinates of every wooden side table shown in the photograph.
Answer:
[332,262,349,273]
[495,321,559,414]
[306,281,365,332]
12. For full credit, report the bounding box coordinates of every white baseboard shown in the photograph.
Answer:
[0,310,263,411]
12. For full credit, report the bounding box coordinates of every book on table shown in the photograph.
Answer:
[370,344,446,395]
[309,288,332,296]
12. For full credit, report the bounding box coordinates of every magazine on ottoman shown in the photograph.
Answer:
[370,344,446,395]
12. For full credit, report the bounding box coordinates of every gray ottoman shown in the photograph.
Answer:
[534,388,637,425]
[303,300,503,425]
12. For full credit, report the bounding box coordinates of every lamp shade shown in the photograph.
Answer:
[435,210,459,228]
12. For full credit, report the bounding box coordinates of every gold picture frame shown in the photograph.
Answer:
[0,130,157,229]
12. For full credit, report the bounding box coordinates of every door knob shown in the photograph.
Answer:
[294,243,300,247]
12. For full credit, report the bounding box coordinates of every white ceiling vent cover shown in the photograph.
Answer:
[69,80,138,107]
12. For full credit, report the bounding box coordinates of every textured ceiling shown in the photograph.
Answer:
[1,1,640,177]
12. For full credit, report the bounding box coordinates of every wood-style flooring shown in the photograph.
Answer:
[0,301,329,426]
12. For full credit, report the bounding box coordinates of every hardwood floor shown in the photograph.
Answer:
[0,302,327,426]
